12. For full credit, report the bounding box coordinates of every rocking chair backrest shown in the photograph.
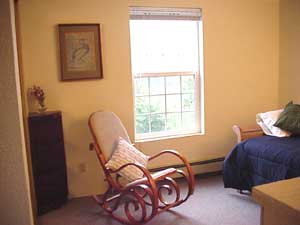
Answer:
[89,111,131,163]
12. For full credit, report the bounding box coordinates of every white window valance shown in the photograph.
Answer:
[129,7,202,21]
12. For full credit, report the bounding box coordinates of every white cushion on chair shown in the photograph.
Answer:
[89,111,131,159]
[105,137,149,182]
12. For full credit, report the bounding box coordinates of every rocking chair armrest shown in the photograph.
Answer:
[107,162,149,175]
[149,150,195,189]
[149,149,190,166]
[107,162,156,187]
[149,150,195,194]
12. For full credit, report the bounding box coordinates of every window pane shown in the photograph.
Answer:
[182,94,194,111]
[167,113,181,131]
[136,115,150,134]
[151,114,165,132]
[135,96,149,114]
[166,94,181,112]
[135,78,149,96]
[182,112,196,130]
[166,76,180,94]
[150,77,165,95]
[150,96,165,113]
[182,75,195,93]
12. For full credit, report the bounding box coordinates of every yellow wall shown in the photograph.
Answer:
[279,0,300,105]
[19,0,279,197]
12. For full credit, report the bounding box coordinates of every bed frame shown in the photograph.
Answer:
[232,125,264,143]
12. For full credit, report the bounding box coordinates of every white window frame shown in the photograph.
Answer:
[129,7,205,141]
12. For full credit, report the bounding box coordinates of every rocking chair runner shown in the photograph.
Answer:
[88,111,195,225]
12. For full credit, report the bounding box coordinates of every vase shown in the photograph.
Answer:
[38,101,47,113]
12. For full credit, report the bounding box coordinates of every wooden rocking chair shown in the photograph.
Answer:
[88,111,195,224]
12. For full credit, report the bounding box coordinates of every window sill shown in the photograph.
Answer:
[135,131,204,143]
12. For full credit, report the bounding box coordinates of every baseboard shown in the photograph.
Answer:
[195,170,223,179]
[149,156,225,173]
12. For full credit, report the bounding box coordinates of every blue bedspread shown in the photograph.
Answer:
[223,135,300,190]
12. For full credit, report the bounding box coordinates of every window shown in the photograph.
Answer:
[129,7,204,141]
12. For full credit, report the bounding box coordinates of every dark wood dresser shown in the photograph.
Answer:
[28,111,68,215]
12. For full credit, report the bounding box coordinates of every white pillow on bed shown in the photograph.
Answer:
[256,109,291,137]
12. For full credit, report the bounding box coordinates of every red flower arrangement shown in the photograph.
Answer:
[30,85,46,112]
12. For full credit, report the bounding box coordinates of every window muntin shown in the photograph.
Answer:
[129,7,203,140]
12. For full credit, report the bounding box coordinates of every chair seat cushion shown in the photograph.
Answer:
[124,167,177,188]
[105,137,149,181]
[151,167,177,180]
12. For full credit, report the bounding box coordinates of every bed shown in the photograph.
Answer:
[223,126,300,191]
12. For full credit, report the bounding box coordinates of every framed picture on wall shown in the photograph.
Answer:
[58,24,103,81]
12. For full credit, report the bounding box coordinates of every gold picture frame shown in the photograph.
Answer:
[58,24,103,81]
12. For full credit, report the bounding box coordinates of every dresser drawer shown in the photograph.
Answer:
[29,117,64,144]
[35,169,68,199]
[32,141,66,173]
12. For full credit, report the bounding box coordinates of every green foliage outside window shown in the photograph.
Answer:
[135,75,196,134]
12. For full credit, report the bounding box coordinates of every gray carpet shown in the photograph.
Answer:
[38,176,260,225]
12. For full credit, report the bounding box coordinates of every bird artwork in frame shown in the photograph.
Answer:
[58,24,103,81]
